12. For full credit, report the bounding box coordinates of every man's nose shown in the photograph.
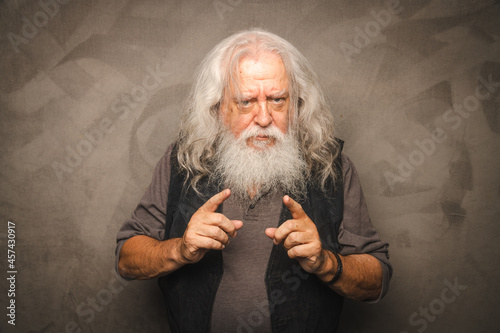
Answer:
[254,101,272,127]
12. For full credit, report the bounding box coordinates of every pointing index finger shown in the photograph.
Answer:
[283,195,306,219]
[201,189,231,212]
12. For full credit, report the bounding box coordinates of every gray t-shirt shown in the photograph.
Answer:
[115,143,392,332]
[211,189,283,333]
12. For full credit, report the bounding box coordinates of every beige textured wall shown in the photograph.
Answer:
[1,0,499,332]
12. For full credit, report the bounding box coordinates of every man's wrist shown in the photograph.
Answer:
[315,250,335,279]
[316,250,341,284]
[173,238,190,266]
[160,238,188,270]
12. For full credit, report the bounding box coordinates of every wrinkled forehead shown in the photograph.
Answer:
[224,51,289,99]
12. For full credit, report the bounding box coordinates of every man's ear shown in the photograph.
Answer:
[298,97,304,109]
[211,101,221,116]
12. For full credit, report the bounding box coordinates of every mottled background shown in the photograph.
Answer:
[0,0,499,332]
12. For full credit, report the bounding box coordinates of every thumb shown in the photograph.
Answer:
[265,227,277,240]
[200,189,231,212]
[233,220,244,230]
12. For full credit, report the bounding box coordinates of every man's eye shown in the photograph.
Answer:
[239,100,251,107]
[272,98,284,103]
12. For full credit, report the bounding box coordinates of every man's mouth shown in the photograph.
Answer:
[246,135,276,149]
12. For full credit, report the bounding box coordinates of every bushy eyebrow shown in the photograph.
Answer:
[234,88,289,101]
[269,89,289,99]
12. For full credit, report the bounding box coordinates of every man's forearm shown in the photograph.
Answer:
[316,252,383,301]
[118,235,185,280]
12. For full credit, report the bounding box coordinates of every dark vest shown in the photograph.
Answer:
[158,141,344,332]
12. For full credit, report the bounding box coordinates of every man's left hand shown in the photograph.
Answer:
[265,195,328,274]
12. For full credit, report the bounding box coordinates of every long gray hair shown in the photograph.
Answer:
[177,29,340,194]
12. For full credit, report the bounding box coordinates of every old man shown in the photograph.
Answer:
[116,29,391,332]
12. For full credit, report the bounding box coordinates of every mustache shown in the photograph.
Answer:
[237,125,286,142]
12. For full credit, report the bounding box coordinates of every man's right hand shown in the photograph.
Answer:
[178,189,243,264]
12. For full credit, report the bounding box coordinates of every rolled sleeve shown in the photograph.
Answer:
[338,152,392,301]
[114,143,174,278]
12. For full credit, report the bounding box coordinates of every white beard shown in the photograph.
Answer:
[214,125,307,202]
